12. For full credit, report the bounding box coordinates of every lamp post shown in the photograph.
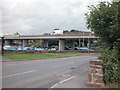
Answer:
[83,31,85,47]
[79,33,80,48]
[1,37,5,55]
[87,35,90,49]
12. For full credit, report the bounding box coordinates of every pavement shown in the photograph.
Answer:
[2,55,99,88]
[1,56,14,62]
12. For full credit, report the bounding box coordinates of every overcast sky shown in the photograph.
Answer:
[1,0,111,35]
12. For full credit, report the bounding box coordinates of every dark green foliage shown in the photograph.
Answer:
[85,2,120,49]
[28,40,43,47]
[14,32,20,35]
[63,30,69,33]
[70,29,79,32]
[85,1,120,85]
[101,46,119,83]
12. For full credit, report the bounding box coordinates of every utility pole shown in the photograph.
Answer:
[1,37,4,55]
[83,31,85,47]
[88,35,89,48]
[79,33,80,48]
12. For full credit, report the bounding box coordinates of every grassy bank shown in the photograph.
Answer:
[3,53,83,60]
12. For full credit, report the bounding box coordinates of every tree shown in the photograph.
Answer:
[85,1,120,85]
[85,1,120,49]
[63,30,69,33]
[70,29,79,32]
[63,30,69,34]
[14,32,20,35]
[43,33,51,35]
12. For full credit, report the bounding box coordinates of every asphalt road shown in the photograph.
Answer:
[2,55,99,88]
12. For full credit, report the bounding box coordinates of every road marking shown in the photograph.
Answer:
[49,74,79,89]
[6,64,15,67]
[53,62,74,68]
[2,69,38,78]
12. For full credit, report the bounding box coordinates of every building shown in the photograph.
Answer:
[53,29,63,35]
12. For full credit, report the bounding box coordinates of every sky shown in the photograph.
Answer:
[1,0,111,35]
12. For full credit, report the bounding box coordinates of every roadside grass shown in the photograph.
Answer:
[3,53,83,60]
[105,83,120,89]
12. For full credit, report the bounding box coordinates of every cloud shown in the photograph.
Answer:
[1,0,111,35]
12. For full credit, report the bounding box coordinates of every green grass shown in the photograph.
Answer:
[109,83,120,88]
[106,83,120,89]
[3,53,83,60]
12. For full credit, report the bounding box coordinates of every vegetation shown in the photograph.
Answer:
[4,53,83,60]
[14,32,20,35]
[29,40,43,47]
[43,33,51,35]
[106,83,120,88]
[85,1,120,87]
[70,29,79,32]
[63,30,69,33]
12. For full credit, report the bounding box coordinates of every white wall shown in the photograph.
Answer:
[53,30,63,35]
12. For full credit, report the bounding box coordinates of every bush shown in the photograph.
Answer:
[101,47,119,84]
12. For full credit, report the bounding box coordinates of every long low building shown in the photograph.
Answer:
[3,34,98,51]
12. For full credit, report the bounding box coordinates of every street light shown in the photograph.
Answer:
[1,37,5,55]
[79,32,80,48]
[83,31,85,47]
[87,35,90,49]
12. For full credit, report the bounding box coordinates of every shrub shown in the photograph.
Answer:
[101,46,119,84]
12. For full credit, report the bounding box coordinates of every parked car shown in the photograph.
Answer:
[17,46,23,50]
[64,46,71,50]
[30,46,35,50]
[35,47,44,51]
[74,47,80,50]
[3,45,12,50]
[51,48,56,51]
[48,48,56,51]
[11,46,18,50]
[23,47,30,50]
[79,47,88,50]
[51,46,58,50]
[42,47,48,50]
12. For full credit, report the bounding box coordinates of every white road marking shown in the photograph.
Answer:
[2,69,38,78]
[49,74,79,89]
[53,62,74,68]
[58,75,77,84]
[50,83,58,89]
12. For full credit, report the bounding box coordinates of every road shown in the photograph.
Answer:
[2,55,99,88]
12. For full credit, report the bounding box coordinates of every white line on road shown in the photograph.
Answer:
[2,69,38,78]
[53,62,74,68]
[49,74,79,89]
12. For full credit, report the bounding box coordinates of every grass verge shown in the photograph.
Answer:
[105,83,120,88]
[3,53,83,60]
